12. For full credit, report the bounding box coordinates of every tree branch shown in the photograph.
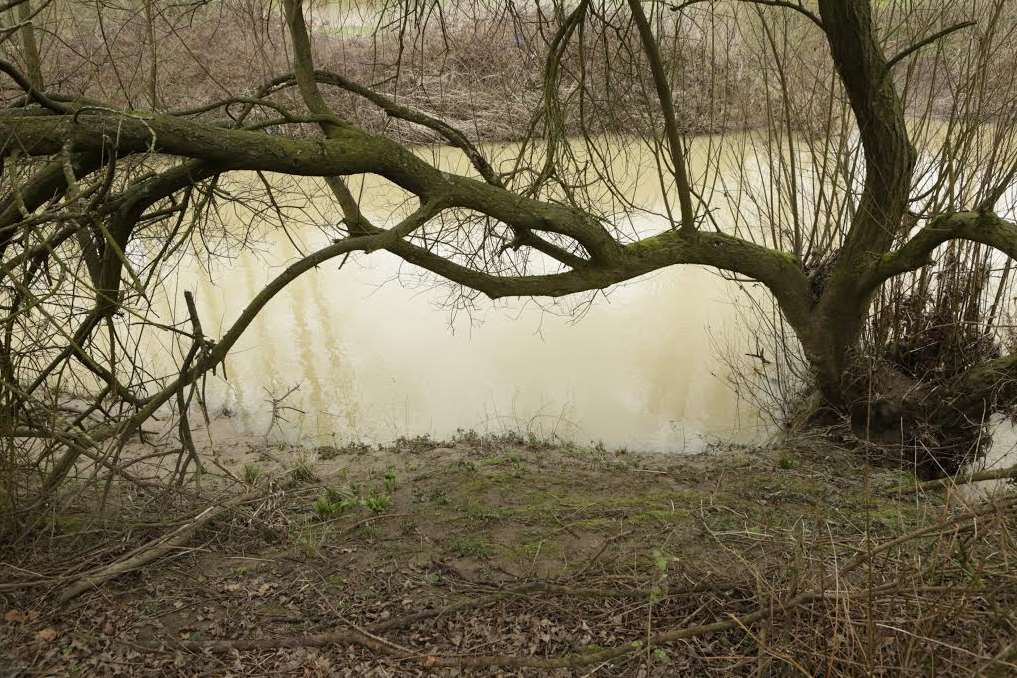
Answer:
[628,0,697,232]
[669,0,824,31]
[0,113,624,258]
[39,200,439,492]
[0,58,65,114]
[863,211,1017,290]
[0,108,812,323]
[816,0,916,264]
[885,21,977,72]
[258,70,503,188]
[0,0,33,13]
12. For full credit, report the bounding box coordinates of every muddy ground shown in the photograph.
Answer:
[2,433,1014,676]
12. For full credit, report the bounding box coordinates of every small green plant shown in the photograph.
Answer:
[312,495,337,518]
[312,487,358,519]
[453,428,481,446]
[242,463,263,484]
[294,523,332,559]
[364,492,391,514]
[311,480,392,520]
[450,537,492,558]
[383,466,397,493]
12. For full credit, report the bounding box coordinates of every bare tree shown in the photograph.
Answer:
[2,0,1017,508]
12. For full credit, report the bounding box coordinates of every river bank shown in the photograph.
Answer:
[39,2,800,143]
[2,434,1014,676]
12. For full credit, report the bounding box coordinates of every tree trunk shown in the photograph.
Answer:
[15,0,44,90]
[794,297,1010,480]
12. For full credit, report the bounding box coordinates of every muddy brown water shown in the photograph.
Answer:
[143,138,767,452]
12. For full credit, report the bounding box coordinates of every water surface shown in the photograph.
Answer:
[151,138,768,450]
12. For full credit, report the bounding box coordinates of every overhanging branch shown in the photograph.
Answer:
[0,112,622,259]
[863,211,1017,292]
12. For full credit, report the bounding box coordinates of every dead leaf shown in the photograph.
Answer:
[36,627,59,642]
[4,609,25,623]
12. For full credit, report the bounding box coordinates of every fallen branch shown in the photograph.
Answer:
[58,489,265,603]
[901,464,1017,493]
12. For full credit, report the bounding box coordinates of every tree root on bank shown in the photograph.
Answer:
[58,489,267,603]
[144,496,1017,671]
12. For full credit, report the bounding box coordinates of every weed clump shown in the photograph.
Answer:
[311,480,393,520]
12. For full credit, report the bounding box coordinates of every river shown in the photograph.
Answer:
[146,137,769,452]
[139,133,1017,496]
